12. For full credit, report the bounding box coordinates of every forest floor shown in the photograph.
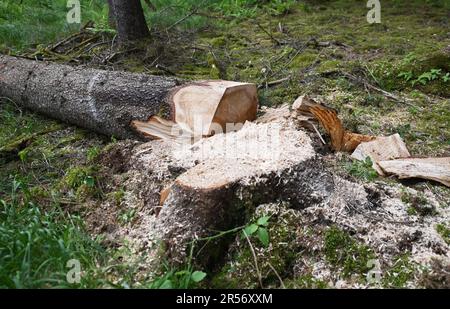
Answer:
[0,1,449,288]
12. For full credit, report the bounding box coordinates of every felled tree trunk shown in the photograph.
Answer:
[0,55,258,139]
[0,55,178,139]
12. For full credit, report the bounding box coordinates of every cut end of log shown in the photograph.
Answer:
[168,80,258,136]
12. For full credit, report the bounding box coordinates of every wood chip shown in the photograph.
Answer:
[291,95,374,152]
[351,134,411,175]
[378,157,450,187]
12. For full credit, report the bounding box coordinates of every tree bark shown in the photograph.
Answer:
[111,0,150,43]
[107,0,116,29]
[0,55,179,139]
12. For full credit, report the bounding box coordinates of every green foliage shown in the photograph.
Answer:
[242,216,271,247]
[63,166,100,201]
[118,208,136,225]
[436,224,450,245]
[148,267,206,289]
[324,226,376,278]
[0,180,107,288]
[383,254,415,288]
[344,157,378,182]
[399,68,449,86]
[148,242,207,289]
[0,0,109,53]
[86,146,101,162]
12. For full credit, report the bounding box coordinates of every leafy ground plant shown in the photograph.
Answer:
[344,157,378,182]
[242,216,271,247]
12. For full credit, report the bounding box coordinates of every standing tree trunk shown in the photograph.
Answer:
[107,0,116,29]
[110,0,150,43]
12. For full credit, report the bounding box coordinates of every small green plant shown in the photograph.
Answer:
[87,146,101,162]
[435,224,450,245]
[149,243,206,289]
[413,68,442,86]
[150,267,206,289]
[65,167,96,190]
[242,216,271,247]
[118,208,136,225]
[383,254,415,288]
[400,68,448,87]
[344,157,378,181]
[398,71,414,82]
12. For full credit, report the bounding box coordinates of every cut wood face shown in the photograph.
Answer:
[171,80,258,136]
[173,121,315,190]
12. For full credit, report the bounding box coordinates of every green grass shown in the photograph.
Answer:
[0,180,108,288]
[0,0,109,53]
[0,0,281,53]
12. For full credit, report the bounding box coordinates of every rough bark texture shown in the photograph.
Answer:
[156,158,334,265]
[111,0,150,42]
[107,0,116,28]
[0,55,180,139]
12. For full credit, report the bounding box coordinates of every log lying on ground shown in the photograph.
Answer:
[153,121,335,264]
[0,55,257,139]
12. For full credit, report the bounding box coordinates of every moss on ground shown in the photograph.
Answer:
[323,226,376,279]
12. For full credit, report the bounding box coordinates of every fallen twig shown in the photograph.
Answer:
[341,71,419,108]
[267,262,286,289]
[258,76,290,89]
[243,231,264,289]
[256,23,282,46]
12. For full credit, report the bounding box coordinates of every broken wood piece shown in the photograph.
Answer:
[378,157,450,187]
[132,116,188,142]
[308,104,375,152]
[291,95,374,152]
[351,134,411,175]
[290,95,318,131]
